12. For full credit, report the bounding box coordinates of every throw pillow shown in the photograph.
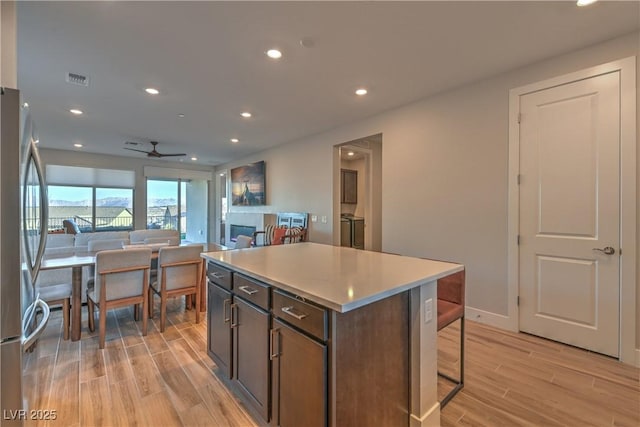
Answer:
[272,227,288,245]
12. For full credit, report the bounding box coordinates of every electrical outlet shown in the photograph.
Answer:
[311,215,318,222]
[424,298,433,323]
[321,216,327,223]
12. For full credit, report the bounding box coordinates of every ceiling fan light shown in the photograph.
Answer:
[576,0,597,6]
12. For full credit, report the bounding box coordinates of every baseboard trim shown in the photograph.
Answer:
[465,306,515,331]
[410,401,440,427]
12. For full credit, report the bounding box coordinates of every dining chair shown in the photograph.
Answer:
[234,234,253,249]
[437,268,465,407]
[149,245,203,332]
[87,248,152,349]
[36,283,72,340]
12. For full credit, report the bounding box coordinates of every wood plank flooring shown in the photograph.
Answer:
[438,320,639,427]
[26,301,638,426]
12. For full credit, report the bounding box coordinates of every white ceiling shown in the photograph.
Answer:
[16,1,639,166]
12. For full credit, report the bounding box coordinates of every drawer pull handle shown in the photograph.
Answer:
[210,272,225,279]
[223,298,231,323]
[238,285,258,295]
[281,306,308,320]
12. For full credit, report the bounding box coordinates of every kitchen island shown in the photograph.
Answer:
[201,242,463,427]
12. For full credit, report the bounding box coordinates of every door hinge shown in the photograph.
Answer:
[517,235,520,245]
[517,296,520,307]
[517,113,522,124]
[517,174,521,185]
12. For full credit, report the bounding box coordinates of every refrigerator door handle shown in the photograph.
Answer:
[22,298,50,351]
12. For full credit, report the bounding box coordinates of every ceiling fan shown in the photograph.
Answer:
[123,141,186,158]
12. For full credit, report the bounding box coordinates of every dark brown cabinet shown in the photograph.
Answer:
[233,297,270,421]
[271,319,326,427]
[340,169,357,204]
[207,282,233,379]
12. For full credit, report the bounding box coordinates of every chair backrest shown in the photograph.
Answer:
[88,238,129,252]
[235,235,253,249]
[437,269,465,306]
[144,236,180,246]
[157,245,203,291]
[94,248,151,301]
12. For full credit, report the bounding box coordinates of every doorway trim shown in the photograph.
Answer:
[507,56,637,365]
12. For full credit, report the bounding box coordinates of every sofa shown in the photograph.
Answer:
[37,229,180,302]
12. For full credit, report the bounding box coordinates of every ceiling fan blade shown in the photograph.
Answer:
[124,147,152,154]
[157,153,187,157]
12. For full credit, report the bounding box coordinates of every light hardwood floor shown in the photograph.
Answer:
[26,301,639,426]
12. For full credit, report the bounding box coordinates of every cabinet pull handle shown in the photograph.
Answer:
[230,303,238,328]
[238,285,258,295]
[269,328,280,360]
[223,298,231,323]
[281,306,308,320]
[210,272,225,279]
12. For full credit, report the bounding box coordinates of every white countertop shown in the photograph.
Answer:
[201,242,463,312]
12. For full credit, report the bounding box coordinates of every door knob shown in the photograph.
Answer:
[592,246,615,255]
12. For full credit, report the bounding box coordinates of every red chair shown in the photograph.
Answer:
[437,269,465,407]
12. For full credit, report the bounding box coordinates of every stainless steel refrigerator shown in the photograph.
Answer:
[1,88,50,426]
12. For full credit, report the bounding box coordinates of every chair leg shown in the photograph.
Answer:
[148,289,154,319]
[87,298,95,332]
[438,316,464,408]
[141,296,148,337]
[133,304,140,321]
[98,305,107,349]
[62,298,70,341]
[160,294,167,332]
[185,294,192,310]
[195,289,201,324]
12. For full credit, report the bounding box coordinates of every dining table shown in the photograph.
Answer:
[39,242,228,341]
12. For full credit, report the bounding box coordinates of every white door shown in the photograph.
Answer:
[518,71,620,357]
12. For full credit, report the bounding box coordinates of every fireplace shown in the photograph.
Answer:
[229,224,257,242]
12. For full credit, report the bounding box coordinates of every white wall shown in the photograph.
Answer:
[39,148,216,242]
[217,32,639,350]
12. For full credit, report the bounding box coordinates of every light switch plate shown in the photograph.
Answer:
[424,298,433,323]
[321,216,327,223]
[311,215,318,222]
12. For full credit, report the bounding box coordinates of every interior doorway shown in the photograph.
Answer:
[333,134,382,252]
[508,57,636,363]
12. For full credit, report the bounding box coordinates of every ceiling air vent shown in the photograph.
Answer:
[65,72,89,87]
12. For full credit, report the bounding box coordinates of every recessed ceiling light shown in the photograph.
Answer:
[230,138,239,143]
[69,109,83,115]
[241,112,252,118]
[266,49,282,59]
[219,173,225,176]
[347,151,355,156]
[178,113,185,118]
[145,87,160,95]
[191,157,198,161]
[576,0,597,6]
[355,88,368,96]
[73,143,83,148]
[22,102,29,108]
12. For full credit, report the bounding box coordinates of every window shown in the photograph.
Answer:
[48,186,133,232]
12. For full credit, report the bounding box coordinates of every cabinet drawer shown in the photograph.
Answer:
[207,263,232,290]
[273,290,327,341]
[234,274,269,310]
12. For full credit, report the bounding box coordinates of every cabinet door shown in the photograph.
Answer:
[341,169,358,204]
[208,282,232,379]
[233,298,270,421]
[272,319,326,427]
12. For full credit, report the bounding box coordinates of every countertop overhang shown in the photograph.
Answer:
[201,242,463,312]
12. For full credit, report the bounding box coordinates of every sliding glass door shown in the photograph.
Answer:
[146,178,207,243]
